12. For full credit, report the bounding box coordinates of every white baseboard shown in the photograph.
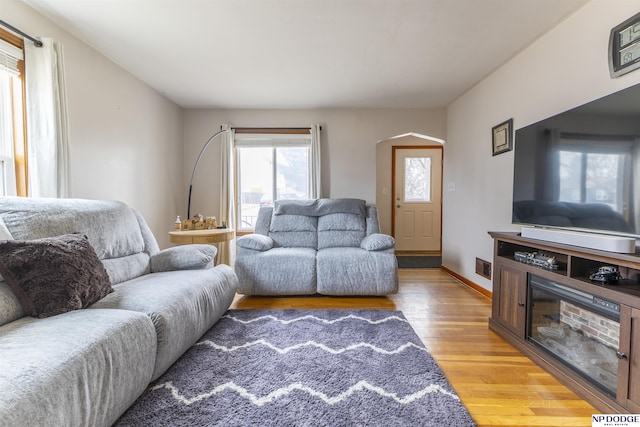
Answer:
[521,227,637,254]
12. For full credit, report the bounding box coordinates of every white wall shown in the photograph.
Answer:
[183,108,446,227]
[444,0,640,292]
[4,0,183,248]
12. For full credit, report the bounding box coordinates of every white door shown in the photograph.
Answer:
[393,148,443,252]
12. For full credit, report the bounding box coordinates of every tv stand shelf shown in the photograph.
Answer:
[488,231,640,413]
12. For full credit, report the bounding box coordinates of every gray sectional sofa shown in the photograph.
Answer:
[235,198,398,295]
[0,197,238,426]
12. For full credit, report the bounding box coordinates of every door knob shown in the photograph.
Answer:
[616,351,627,360]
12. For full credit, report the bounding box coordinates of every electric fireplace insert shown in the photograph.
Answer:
[528,274,620,396]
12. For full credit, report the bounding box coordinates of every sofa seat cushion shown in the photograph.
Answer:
[235,247,317,295]
[316,247,398,295]
[90,265,238,380]
[0,308,157,427]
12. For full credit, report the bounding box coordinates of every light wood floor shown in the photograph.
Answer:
[230,268,597,427]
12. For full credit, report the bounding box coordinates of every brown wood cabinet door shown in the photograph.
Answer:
[618,305,640,411]
[493,262,527,337]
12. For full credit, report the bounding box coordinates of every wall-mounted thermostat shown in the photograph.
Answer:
[609,11,640,78]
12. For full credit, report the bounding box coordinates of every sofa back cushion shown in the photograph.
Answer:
[257,199,378,250]
[365,206,381,235]
[273,198,366,217]
[0,197,152,285]
[268,214,318,249]
[317,213,366,249]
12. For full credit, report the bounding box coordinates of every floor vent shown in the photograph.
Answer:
[475,258,492,279]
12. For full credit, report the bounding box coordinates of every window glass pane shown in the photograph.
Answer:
[238,147,273,229]
[0,71,13,157]
[559,151,626,214]
[586,153,622,211]
[0,160,5,196]
[236,136,312,231]
[559,151,582,202]
[276,146,309,200]
[0,70,16,196]
[404,157,431,202]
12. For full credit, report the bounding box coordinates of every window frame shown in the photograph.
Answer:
[0,28,28,196]
[234,128,313,232]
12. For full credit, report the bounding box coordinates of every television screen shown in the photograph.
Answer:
[512,83,640,238]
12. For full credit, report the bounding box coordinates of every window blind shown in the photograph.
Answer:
[235,132,312,148]
[0,38,22,76]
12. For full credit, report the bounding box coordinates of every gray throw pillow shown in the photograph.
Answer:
[0,216,13,240]
[150,245,217,272]
[0,234,113,318]
[0,215,13,284]
[0,281,24,326]
[360,233,395,251]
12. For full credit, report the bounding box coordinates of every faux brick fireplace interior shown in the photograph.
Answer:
[530,295,619,394]
[560,301,620,349]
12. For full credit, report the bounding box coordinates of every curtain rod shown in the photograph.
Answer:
[0,19,43,47]
[231,126,322,132]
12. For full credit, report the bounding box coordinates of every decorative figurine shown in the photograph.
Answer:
[179,213,219,230]
[514,251,559,271]
[205,216,217,229]
[589,266,621,284]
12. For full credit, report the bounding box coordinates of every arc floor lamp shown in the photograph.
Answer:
[187,128,228,220]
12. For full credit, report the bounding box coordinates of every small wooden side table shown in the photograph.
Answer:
[169,229,235,265]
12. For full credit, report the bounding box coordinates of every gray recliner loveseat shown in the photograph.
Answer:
[235,198,398,295]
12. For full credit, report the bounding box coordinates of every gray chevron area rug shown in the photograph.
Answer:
[116,309,476,427]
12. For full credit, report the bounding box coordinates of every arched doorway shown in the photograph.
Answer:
[376,132,445,257]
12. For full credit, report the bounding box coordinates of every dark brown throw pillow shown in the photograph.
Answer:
[0,234,113,318]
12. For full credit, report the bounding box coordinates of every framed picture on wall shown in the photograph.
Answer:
[492,118,513,156]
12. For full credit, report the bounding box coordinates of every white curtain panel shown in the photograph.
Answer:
[310,123,322,198]
[25,38,70,198]
[216,125,235,265]
[220,124,235,229]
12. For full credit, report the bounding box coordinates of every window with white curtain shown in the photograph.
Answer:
[235,131,312,231]
[0,32,26,196]
[558,142,632,214]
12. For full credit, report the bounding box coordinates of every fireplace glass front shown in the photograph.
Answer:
[528,275,620,396]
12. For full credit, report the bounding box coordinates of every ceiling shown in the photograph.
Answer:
[21,0,588,109]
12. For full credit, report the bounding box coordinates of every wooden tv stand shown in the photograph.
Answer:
[488,231,640,413]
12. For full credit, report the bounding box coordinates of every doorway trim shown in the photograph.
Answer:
[391,145,444,252]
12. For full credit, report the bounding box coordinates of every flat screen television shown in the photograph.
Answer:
[512,82,640,238]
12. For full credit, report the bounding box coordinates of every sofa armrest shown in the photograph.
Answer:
[237,234,274,251]
[360,233,395,251]
[150,245,217,272]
